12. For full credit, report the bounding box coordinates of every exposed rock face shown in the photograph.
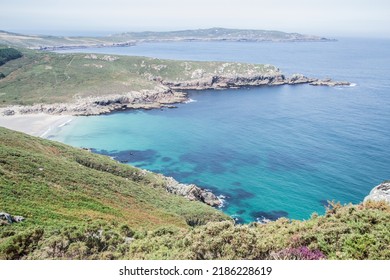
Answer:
[0,87,187,116]
[364,182,390,204]
[309,79,351,87]
[0,212,25,225]
[160,176,222,207]
[161,73,287,90]
[161,73,350,90]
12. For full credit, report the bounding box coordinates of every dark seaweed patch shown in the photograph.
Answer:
[251,210,289,221]
[230,188,255,199]
[180,150,260,175]
[232,216,245,224]
[91,148,159,164]
[267,151,317,172]
[320,199,331,207]
[161,157,172,162]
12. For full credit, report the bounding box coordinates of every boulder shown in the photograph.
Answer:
[364,182,390,204]
[0,212,25,224]
[162,176,222,207]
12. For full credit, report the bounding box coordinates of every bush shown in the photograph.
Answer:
[0,48,22,66]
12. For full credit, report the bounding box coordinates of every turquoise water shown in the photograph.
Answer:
[53,39,390,222]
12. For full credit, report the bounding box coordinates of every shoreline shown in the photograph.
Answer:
[0,113,74,137]
[0,75,351,118]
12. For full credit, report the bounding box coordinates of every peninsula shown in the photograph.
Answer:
[0,28,332,50]
[0,46,349,118]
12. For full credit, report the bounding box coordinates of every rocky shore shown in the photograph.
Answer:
[0,74,350,117]
[364,181,390,204]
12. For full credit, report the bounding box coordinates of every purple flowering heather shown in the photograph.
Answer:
[274,246,326,260]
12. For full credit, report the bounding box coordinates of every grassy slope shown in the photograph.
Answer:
[0,31,116,49]
[0,127,229,255]
[1,127,389,260]
[0,48,276,106]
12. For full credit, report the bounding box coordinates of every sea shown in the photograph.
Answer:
[51,38,390,223]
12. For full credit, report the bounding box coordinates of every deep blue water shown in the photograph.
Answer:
[53,39,390,222]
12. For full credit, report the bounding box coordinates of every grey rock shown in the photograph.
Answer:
[160,176,222,207]
[13,216,25,222]
[364,182,390,204]
[287,73,316,84]
[2,109,15,116]
[309,78,351,86]
[0,212,25,224]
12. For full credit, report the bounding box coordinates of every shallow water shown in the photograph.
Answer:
[53,39,390,222]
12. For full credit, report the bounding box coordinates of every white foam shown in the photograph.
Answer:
[217,195,226,208]
[40,128,51,138]
[184,98,197,104]
[58,119,73,127]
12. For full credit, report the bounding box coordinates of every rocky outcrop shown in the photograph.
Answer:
[161,73,350,91]
[0,212,25,225]
[161,73,287,90]
[287,74,351,86]
[364,182,390,204]
[309,79,351,87]
[0,87,187,116]
[160,176,222,207]
[0,73,351,117]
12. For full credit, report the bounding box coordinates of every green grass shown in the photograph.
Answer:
[1,127,389,259]
[0,48,277,106]
[0,127,229,258]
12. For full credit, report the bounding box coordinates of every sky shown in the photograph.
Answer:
[1,0,389,38]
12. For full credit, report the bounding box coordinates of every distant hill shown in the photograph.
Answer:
[112,27,330,42]
[0,28,332,49]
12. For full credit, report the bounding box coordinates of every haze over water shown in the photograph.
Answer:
[53,39,390,222]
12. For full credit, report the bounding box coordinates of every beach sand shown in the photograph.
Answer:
[0,114,74,137]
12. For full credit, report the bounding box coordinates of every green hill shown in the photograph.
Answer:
[0,47,278,107]
[0,127,389,260]
[0,127,228,259]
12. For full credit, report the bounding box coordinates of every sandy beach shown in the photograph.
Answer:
[0,113,74,137]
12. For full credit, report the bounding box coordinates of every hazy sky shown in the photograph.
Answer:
[1,0,389,37]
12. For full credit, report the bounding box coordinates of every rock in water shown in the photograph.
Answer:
[364,182,390,204]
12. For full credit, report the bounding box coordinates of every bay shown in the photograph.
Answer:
[53,39,390,222]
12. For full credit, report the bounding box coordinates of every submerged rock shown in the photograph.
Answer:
[364,181,390,204]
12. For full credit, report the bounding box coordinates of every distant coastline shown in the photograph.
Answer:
[0,27,334,50]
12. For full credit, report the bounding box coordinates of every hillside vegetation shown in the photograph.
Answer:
[0,47,22,66]
[0,47,277,106]
[0,127,389,260]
